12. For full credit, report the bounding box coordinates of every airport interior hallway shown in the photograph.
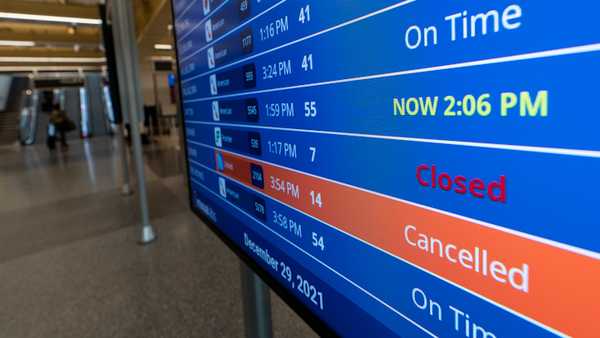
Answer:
[0,136,316,338]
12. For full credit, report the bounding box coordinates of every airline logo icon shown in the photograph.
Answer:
[205,19,213,42]
[209,74,218,95]
[216,152,225,171]
[207,47,215,69]
[212,101,220,121]
[202,0,210,15]
[218,177,227,198]
[214,127,222,147]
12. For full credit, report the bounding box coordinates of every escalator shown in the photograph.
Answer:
[18,89,39,145]
[15,74,117,146]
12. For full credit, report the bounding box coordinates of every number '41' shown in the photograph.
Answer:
[299,5,311,24]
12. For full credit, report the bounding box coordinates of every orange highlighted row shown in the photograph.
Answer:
[215,150,600,337]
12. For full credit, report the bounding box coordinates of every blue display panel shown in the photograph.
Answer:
[172,1,600,337]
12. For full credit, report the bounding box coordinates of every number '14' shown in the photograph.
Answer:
[310,190,322,208]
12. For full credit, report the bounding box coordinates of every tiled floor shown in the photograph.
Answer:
[0,136,317,338]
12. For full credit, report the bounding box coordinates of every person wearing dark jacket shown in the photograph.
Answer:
[48,104,74,151]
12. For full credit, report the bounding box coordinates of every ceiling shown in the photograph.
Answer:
[134,0,175,62]
[0,0,175,73]
[19,0,102,5]
[0,0,102,70]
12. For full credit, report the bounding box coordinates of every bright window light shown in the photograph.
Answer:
[0,57,106,63]
[154,44,173,50]
[0,66,102,72]
[0,40,35,47]
[151,56,174,61]
[0,12,102,25]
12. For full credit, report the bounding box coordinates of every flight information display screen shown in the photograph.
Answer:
[171,1,600,337]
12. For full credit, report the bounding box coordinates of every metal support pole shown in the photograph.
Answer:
[112,0,156,244]
[240,261,273,338]
[116,127,133,195]
[112,42,132,196]
[99,4,131,195]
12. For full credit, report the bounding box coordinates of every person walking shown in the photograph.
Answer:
[48,104,75,151]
